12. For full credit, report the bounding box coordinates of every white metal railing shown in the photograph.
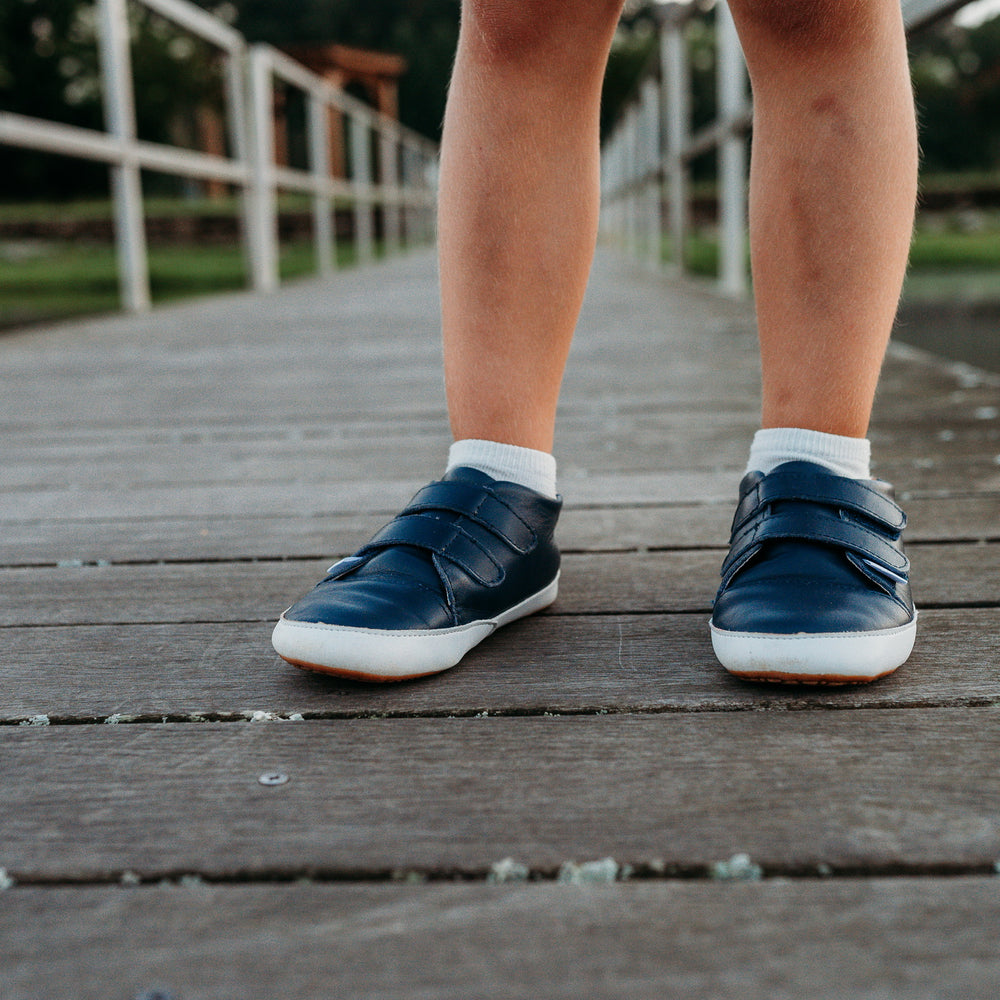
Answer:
[0,0,438,312]
[244,45,436,293]
[601,0,976,296]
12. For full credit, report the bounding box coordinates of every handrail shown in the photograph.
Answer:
[600,0,977,296]
[0,0,438,313]
[245,44,437,291]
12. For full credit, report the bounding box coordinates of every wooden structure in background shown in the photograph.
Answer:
[195,43,408,191]
[278,43,408,176]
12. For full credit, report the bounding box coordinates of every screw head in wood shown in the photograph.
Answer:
[258,772,289,786]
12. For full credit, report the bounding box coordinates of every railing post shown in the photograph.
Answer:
[308,93,334,276]
[96,0,150,312]
[641,77,661,270]
[717,1,748,297]
[399,140,414,247]
[350,113,375,264]
[221,39,256,290]
[661,16,689,276]
[380,125,402,256]
[623,108,637,259]
[247,47,279,292]
[414,144,435,247]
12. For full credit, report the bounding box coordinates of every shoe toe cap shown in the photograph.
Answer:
[283,575,452,631]
[712,575,914,636]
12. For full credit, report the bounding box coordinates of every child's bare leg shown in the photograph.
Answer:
[729,0,918,438]
[273,1,622,680]
[438,0,623,453]
[710,0,919,685]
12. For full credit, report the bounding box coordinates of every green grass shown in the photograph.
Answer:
[0,193,325,224]
[909,227,1000,270]
[656,232,730,278]
[0,238,370,329]
[655,216,1000,287]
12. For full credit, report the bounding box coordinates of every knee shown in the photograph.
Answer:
[463,0,623,66]
[728,0,878,51]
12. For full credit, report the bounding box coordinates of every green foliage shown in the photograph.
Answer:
[910,223,1000,269]
[602,20,657,141]
[0,0,226,199]
[0,236,351,328]
[222,0,460,141]
[0,0,106,197]
[910,15,1000,173]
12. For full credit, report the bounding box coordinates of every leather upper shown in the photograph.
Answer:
[283,467,562,630]
[711,461,915,635]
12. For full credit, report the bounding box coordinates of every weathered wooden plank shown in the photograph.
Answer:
[4,878,1000,1000]
[0,608,995,722]
[4,423,996,501]
[0,541,993,627]
[0,470,742,522]
[2,493,997,567]
[2,505,737,567]
[0,257,760,434]
[5,344,990,444]
[3,708,1000,879]
[0,461,994,531]
[1,421,760,490]
[0,550,712,626]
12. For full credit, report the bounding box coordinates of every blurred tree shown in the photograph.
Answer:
[0,0,106,198]
[602,15,658,141]
[1,0,224,200]
[910,14,1000,173]
[222,0,459,141]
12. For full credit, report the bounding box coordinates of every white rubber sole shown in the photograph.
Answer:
[272,574,559,682]
[709,612,918,685]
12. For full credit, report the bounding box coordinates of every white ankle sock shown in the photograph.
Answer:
[747,427,871,479]
[447,439,558,499]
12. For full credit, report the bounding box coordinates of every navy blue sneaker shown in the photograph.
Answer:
[710,461,917,684]
[272,467,561,681]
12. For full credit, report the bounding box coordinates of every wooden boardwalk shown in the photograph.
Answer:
[3,248,1000,998]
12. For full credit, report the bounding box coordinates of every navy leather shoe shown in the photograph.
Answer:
[710,461,917,684]
[272,467,561,681]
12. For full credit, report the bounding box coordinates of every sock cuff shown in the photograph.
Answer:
[747,427,871,479]
[447,439,558,499]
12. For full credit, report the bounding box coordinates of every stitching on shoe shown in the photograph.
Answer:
[726,511,907,571]
[469,493,534,555]
[432,552,460,625]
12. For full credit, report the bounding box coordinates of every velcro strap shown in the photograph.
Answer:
[721,507,909,589]
[402,481,536,553]
[358,513,504,587]
[732,468,905,535]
